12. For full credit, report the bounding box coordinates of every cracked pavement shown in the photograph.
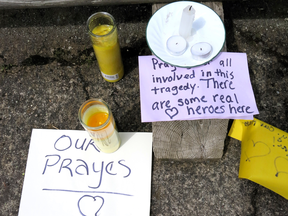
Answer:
[1,1,288,215]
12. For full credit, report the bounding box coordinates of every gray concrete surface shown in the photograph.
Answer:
[0,1,288,215]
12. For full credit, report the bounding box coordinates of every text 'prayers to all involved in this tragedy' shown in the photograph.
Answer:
[138,52,259,122]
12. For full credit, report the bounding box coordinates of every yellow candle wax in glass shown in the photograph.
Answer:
[87,12,124,82]
[87,111,109,127]
[79,99,121,153]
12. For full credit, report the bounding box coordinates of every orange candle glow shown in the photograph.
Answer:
[79,99,121,153]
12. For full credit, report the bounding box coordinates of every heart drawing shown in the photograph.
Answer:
[165,107,179,119]
[78,195,104,216]
[274,156,288,177]
[245,140,271,162]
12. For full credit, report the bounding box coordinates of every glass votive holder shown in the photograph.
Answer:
[87,12,124,82]
[78,99,121,153]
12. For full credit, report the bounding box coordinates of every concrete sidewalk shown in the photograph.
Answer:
[0,1,288,215]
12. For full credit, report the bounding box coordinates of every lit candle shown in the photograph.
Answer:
[190,42,212,60]
[179,5,196,39]
[166,35,188,56]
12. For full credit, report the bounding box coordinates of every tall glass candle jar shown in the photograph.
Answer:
[87,12,124,82]
[78,99,121,153]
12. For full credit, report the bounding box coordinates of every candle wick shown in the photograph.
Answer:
[176,43,178,45]
[189,6,192,11]
[200,48,202,51]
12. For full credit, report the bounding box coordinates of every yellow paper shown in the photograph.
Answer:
[229,118,288,199]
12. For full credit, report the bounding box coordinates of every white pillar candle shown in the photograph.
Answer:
[166,35,188,56]
[190,42,212,60]
[179,5,196,39]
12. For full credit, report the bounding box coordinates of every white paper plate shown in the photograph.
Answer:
[146,1,226,68]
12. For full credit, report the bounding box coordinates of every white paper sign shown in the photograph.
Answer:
[18,129,153,216]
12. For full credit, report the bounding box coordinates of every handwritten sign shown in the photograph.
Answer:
[18,129,153,216]
[138,52,259,122]
[229,118,288,199]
